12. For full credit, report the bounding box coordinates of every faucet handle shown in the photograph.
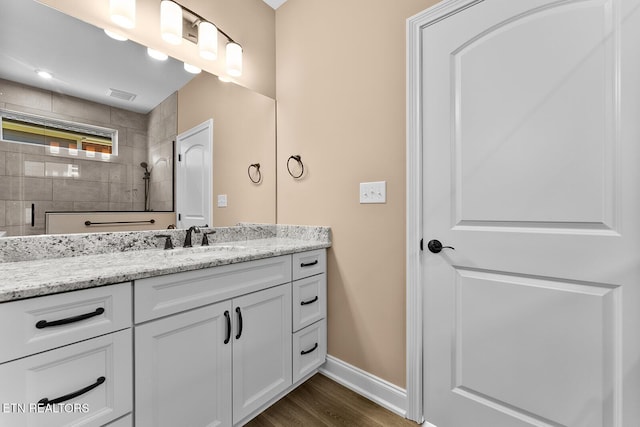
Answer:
[201,231,217,246]
[154,234,174,250]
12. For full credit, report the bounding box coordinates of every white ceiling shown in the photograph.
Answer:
[0,0,195,114]
[262,0,288,10]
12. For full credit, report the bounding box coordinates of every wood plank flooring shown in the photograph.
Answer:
[246,374,419,427]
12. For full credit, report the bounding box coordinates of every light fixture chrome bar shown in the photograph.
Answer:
[171,0,239,45]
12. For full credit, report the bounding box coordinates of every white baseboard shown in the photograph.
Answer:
[319,355,408,418]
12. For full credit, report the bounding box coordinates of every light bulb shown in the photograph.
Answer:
[147,48,168,61]
[226,42,242,77]
[198,21,218,61]
[161,0,182,45]
[110,0,136,29]
[184,63,202,74]
[104,29,128,41]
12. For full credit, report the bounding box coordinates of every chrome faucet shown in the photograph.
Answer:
[183,226,201,248]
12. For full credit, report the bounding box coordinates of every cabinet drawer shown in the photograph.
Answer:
[292,249,326,281]
[0,283,132,364]
[134,255,292,323]
[292,320,327,384]
[292,274,326,332]
[0,329,132,427]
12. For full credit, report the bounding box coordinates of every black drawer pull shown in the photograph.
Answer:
[300,260,318,268]
[224,311,231,344]
[300,296,319,306]
[301,343,318,355]
[235,307,243,339]
[38,376,105,406]
[36,307,105,329]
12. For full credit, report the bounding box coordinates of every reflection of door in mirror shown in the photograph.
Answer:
[176,120,213,229]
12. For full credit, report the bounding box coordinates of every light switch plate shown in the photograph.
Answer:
[217,194,227,207]
[360,181,386,204]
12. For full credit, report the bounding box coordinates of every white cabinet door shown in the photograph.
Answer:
[135,301,232,427]
[232,283,292,424]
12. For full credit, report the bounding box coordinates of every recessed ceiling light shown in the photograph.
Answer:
[104,29,128,41]
[184,63,202,74]
[147,48,168,61]
[36,70,53,79]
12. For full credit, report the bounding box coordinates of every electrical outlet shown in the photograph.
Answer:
[359,181,386,204]
[217,194,227,207]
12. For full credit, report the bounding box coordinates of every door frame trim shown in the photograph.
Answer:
[405,1,484,423]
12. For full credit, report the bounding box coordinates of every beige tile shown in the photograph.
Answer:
[111,108,148,131]
[72,202,110,211]
[0,176,22,199]
[109,163,129,184]
[75,160,110,182]
[5,153,23,176]
[0,79,52,111]
[0,139,47,155]
[24,178,53,200]
[116,146,133,165]
[108,202,134,211]
[133,202,145,211]
[0,151,5,176]
[53,180,109,202]
[133,148,147,169]
[129,130,148,150]
[52,94,111,124]
[5,201,27,226]
[109,182,133,204]
[0,200,5,226]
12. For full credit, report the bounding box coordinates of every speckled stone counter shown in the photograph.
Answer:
[0,224,331,303]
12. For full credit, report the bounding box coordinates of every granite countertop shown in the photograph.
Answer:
[0,225,331,303]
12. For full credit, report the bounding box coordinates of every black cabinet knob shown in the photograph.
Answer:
[427,239,455,254]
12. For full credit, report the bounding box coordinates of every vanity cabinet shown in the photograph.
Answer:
[133,249,326,426]
[291,249,327,384]
[0,283,133,427]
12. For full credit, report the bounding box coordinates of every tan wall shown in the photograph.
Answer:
[177,73,276,226]
[40,0,276,98]
[276,0,438,388]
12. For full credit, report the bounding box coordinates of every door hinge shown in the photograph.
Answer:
[178,213,181,221]
[420,238,423,251]
[178,154,182,162]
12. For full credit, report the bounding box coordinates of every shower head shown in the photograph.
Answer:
[140,162,148,169]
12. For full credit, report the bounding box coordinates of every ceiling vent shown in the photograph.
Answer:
[108,88,137,102]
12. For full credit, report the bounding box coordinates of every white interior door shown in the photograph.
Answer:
[176,119,212,228]
[420,0,640,426]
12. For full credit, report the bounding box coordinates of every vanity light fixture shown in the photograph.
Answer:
[109,0,136,29]
[184,63,202,74]
[147,47,169,61]
[160,0,183,45]
[157,0,243,76]
[104,29,128,41]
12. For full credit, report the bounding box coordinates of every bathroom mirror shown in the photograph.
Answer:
[0,0,276,237]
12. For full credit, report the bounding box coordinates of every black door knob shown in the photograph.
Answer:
[427,239,455,254]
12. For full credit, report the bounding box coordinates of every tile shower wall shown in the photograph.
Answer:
[0,79,152,236]
[147,93,176,213]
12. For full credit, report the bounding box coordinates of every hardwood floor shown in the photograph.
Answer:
[246,374,419,427]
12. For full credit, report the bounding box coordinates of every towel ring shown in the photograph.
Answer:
[248,163,261,184]
[287,155,304,179]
